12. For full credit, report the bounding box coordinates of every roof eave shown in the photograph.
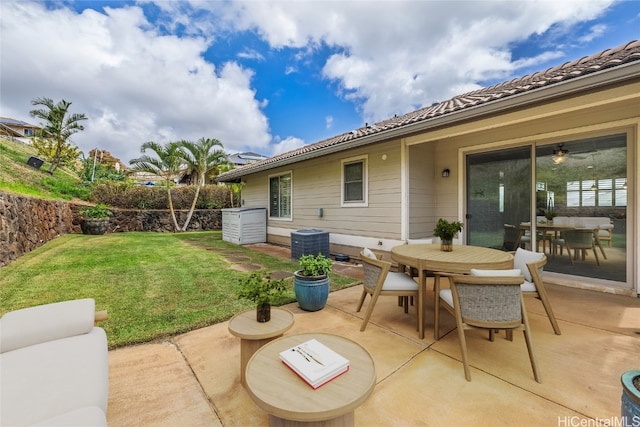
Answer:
[216,60,640,183]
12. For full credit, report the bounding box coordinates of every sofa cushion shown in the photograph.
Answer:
[0,299,96,353]
[513,248,545,282]
[362,247,376,259]
[1,328,109,426]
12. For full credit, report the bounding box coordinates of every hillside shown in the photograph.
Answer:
[0,137,89,201]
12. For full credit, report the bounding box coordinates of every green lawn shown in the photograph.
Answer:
[0,231,358,349]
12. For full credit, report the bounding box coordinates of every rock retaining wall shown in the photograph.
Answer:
[0,192,222,267]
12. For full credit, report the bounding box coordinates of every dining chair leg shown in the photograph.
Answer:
[356,290,368,312]
[521,304,542,383]
[457,326,472,381]
[594,235,607,259]
[533,293,561,335]
[433,275,442,340]
[592,244,600,265]
[567,246,575,266]
[360,292,381,332]
[506,329,513,341]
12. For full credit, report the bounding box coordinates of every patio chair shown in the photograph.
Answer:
[402,238,434,306]
[357,249,419,332]
[558,229,600,266]
[435,272,541,382]
[513,248,561,335]
[502,224,522,251]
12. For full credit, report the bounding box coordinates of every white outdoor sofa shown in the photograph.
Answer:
[0,299,109,426]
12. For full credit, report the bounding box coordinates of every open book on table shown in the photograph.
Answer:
[279,338,350,389]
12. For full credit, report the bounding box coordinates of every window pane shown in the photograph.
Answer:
[279,175,291,217]
[269,173,291,218]
[344,162,362,181]
[345,182,363,201]
[344,161,364,202]
[270,177,279,217]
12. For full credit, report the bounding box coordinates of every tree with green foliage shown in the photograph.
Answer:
[129,141,183,232]
[217,161,242,207]
[177,137,229,230]
[29,97,87,173]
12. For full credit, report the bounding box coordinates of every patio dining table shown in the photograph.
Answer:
[390,243,514,339]
[519,223,607,259]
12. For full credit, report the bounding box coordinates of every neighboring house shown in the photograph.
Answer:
[229,152,269,167]
[216,40,640,297]
[0,117,40,143]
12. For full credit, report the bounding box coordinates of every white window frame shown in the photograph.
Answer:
[268,171,293,221]
[341,155,368,207]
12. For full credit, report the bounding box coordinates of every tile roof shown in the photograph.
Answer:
[217,40,640,182]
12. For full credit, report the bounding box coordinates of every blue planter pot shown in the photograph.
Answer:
[294,271,330,312]
[622,370,640,427]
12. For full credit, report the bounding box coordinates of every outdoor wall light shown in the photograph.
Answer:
[442,168,450,178]
[317,208,323,218]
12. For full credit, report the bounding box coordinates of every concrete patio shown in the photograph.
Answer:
[106,245,640,426]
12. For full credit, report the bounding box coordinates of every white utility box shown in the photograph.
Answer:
[222,208,267,245]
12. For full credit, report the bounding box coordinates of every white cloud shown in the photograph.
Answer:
[578,24,608,43]
[237,48,265,61]
[233,0,616,122]
[270,136,305,156]
[1,0,620,165]
[325,116,334,130]
[1,1,271,164]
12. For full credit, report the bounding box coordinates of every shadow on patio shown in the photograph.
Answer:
[106,245,639,426]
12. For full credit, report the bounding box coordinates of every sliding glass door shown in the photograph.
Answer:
[464,134,627,286]
[466,147,531,249]
[535,135,627,283]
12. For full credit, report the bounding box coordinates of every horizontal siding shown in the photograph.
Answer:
[242,140,403,240]
[408,143,436,238]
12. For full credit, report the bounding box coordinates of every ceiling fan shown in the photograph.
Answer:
[551,144,569,164]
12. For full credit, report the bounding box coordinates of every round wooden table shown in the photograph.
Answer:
[391,244,514,339]
[245,333,376,427]
[228,308,295,387]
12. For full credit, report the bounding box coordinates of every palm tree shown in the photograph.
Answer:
[129,141,183,232]
[29,97,87,173]
[177,137,229,231]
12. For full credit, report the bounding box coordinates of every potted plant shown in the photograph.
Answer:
[293,253,333,311]
[78,204,113,235]
[237,271,288,322]
[433,218,464,251]
[621,370,640,425]
[543,209,557,223]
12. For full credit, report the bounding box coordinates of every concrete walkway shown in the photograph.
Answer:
[106,245,640,426]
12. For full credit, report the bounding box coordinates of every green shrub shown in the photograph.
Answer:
[89,181,233,209]
[79,203,113,219]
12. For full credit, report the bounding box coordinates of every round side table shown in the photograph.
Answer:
[245,333,376,427]
[228,308,295,387]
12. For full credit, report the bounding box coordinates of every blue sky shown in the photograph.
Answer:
[1,0,638,164]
